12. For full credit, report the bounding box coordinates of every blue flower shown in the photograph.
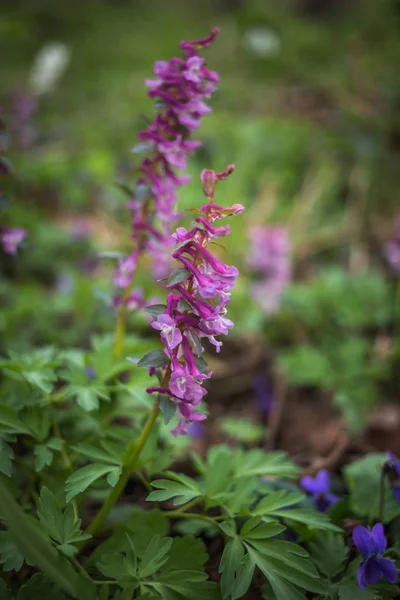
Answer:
[300,469,339,512]
[353,523,398,590]
[386,450,400,503]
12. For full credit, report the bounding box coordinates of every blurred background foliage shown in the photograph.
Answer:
[1,0,399,431]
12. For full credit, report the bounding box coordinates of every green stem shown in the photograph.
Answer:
[113,304,128,359]
[81,402,160,546]
[164,511,223,525]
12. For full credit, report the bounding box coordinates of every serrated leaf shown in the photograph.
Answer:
[167,268,191,287]
[17,573,67,600]
[38,487,91,553]
[0,406,32,436]
[308,531,347,578]
[71,442,122,466]
[162,536,208,572]
[147,477,202,506]
[137,349,169,369]
[139,535,172,578]
[269,508,342,532]
[219,538,244,599]
[235,449,299,479]
[0,476,95,599]
[232,554,255,600]
[253,490,304,515]
[65,464,117,502]
[0,531,25,572]
[158,394,176,425]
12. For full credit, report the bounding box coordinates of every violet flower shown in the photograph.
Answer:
[353,523,398,590]
[114,29,219,303]
[384,221,400,275]
[300,469,339,512]
[147,165,243,435]
[248,226,291,314]
[386,450,400,503]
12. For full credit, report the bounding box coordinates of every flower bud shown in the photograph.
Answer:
[200,169,217,197]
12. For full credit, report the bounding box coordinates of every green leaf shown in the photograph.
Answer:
[220,417,264,443]
[17,573,67,600]
[234,449,299,479]
[144,304,167,318]
[279,346,331,387]
[0,531,25,572]
[247,543,324,594]
[231,553,255,600]
[269,508,342,532]
[137,350,169,369]
[344,453,400,522]
[158,394,176,425]
[38,487,91,555]
[65,463,119,502]
[0,406,32,436]
[139,535,173,578]
[261,577,307,600]
[167,268,191,287]
[0,475,95,599]
[219,538,244,599]
[240,520,286,540]
[163,536,208,573]
[147,476,202,506]
[71,441,122,466]
[308,531,347,578]
[152,570,221,600]
[0,438,14,477]
[252,490,304,515]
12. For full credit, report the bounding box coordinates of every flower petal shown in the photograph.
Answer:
[353,525,374,557]
[300,475,321,495]
[315,469,330,493]
[377,558,398,584]
[371,523,387,555]
[363,559,383,587]
[357,561,367,590]
[394,485,400,504]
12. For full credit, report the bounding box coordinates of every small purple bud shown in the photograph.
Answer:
[200,169,217,197]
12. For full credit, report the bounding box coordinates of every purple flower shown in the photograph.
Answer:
[113,253,138,288]
[353,523,398,589]
[1,227,26,255]
[146,166,242,434]
[248,226,291,314]
[384,221,400,275]
[300,469,339,512]
[151,314,182,350]
[386,450,400,503]
[114,29,219,295]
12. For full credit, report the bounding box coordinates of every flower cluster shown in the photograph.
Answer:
[113,28,219,302]
[353,523,398,589]
[300,469,339,512]
[384,220,400,275]
[0,109,26,255]
[147,165,243,435]
[248,225,291,314]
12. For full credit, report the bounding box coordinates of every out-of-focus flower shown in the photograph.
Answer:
[353,523,398,589]
[384,221,400,275]
[10,91,37,149]
[30,43,71,95]
[248,226,291,314]
[252,374,273,416]
[300,469,339,512]
[1,227,26,255]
